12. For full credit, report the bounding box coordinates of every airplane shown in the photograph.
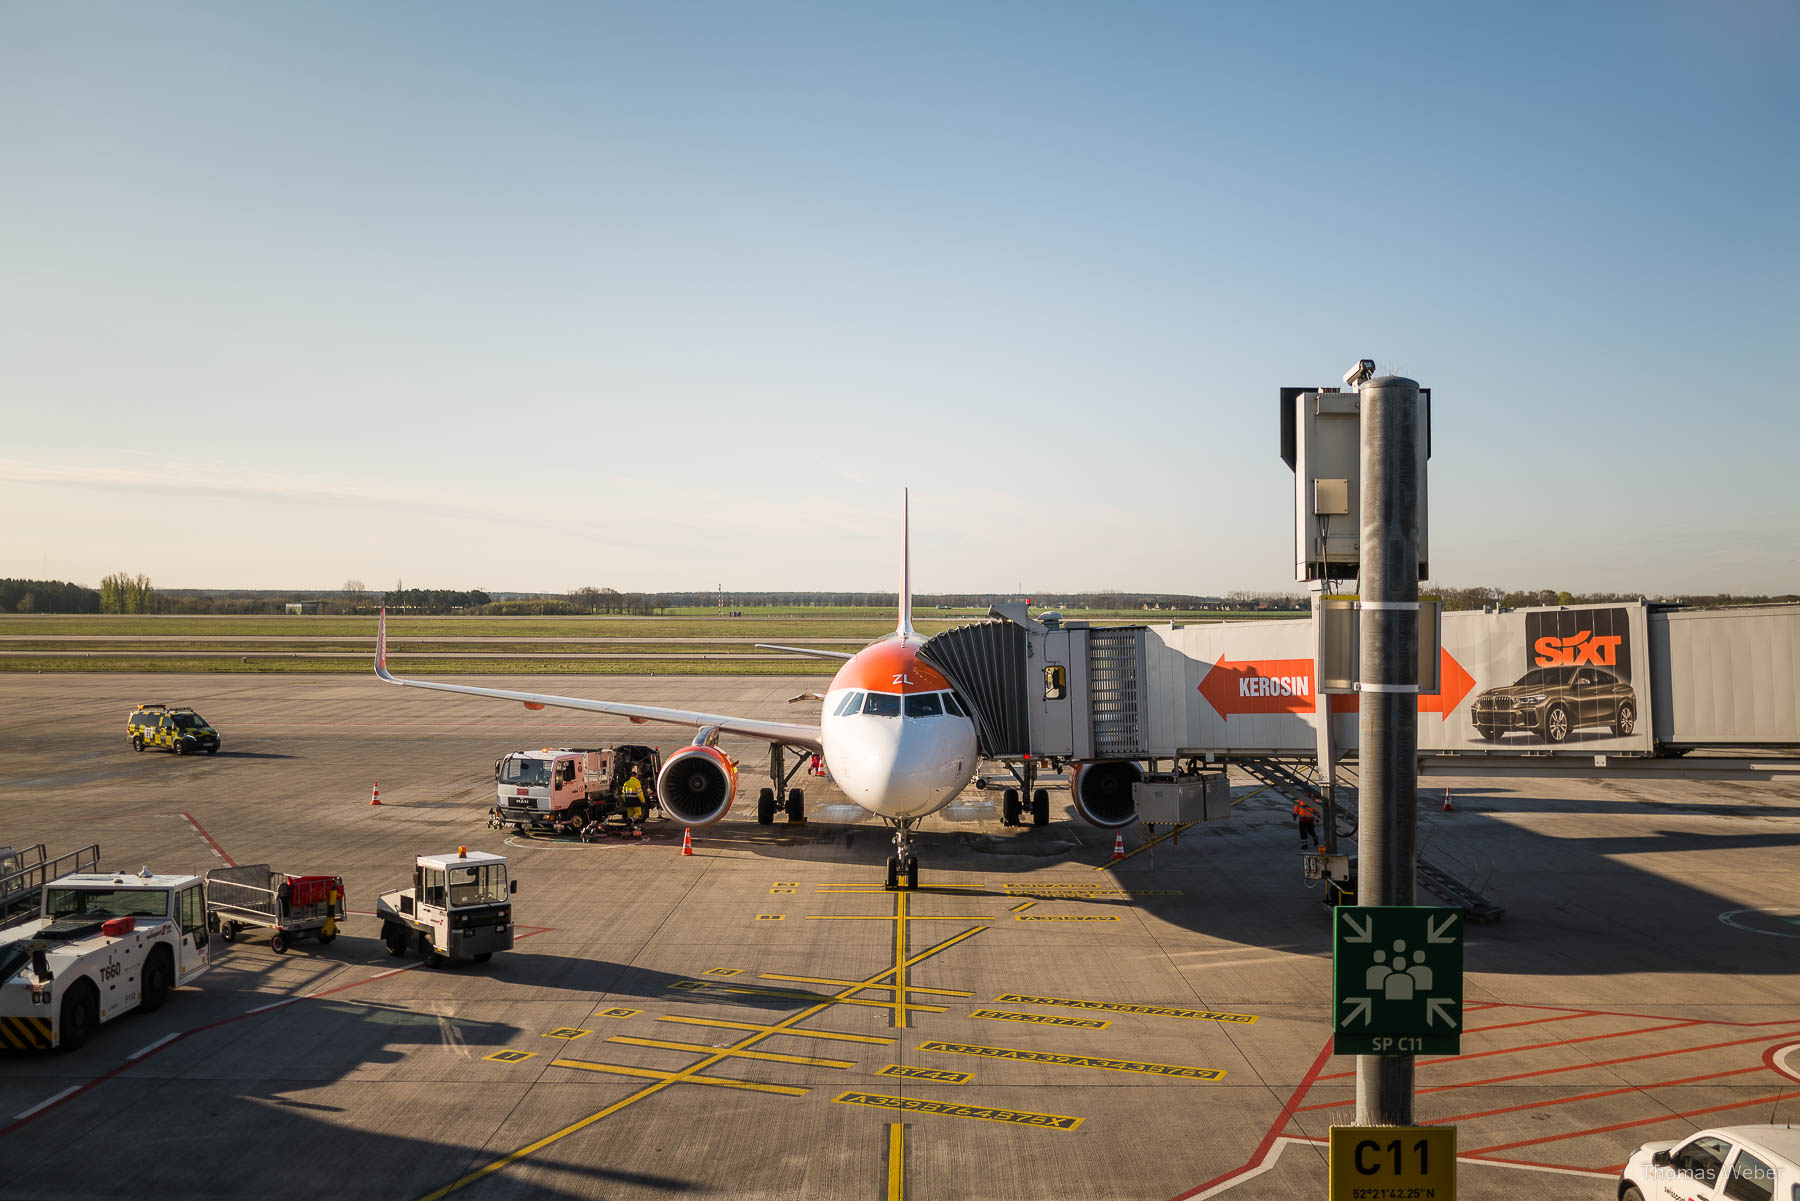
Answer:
[374,493,1131,889]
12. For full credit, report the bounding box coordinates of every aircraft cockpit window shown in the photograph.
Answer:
[943,692,968,718]
[833,691,865,717]
[863,692,901,718]
[904,693,943,718]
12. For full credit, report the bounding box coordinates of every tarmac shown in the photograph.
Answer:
[3,673,1799,1201]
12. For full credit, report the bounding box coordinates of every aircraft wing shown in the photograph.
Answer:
[375,611,823,752]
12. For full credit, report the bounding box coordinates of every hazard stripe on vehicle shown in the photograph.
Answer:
[0,1016,54,1050]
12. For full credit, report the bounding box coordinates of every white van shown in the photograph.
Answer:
[1618,1126,1800,1201]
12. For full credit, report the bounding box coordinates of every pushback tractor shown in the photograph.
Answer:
[1,865,211,1050]
[376,849,516,967]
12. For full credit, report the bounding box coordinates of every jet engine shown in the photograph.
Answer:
[656,745,738,826]
[1070,760,1140,828]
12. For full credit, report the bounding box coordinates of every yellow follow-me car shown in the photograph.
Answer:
[126,703,221,756]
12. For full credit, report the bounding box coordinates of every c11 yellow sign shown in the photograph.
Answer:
[1328,1125,1456,1200]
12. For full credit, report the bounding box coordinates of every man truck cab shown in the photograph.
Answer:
[376,849,515,967]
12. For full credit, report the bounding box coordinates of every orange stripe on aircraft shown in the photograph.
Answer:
[830,640,951,694]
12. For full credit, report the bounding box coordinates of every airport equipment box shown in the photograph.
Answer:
[1131,773,1231,824]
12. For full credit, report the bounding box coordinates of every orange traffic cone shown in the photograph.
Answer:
[1111,832,1126,861]
[369,782,381,806]
[1442,787,1454,812]
[681,827,694,856]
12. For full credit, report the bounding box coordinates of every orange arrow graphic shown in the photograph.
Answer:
[1199,649,1473,720]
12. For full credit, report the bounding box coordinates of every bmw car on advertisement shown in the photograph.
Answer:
[1616,1125,1799,1201]
[1469,665,1637,744]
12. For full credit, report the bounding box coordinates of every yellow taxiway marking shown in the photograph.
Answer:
[703,967,744,976]
[754,914,785,920]
[657,1015,894,1045]
[893,890,908,1029]
[1009,901,1036,912]
[542,1028,590,1041]
[995,993,1259,1024]
[887,1122,906,1201]
[1016,915,1120,922]
[484,1050,537,1063]
[1004,888,1183,897]
[760,973,971,998]
[597,1007,640,1019]
[971,1009,1111,1029]
[878,1064,971,1084]
[805,914,988,921]
[665,980,947,1015]
[835,1092,1081,1131]
[919,1040,1225,1080]
[552,1058,809,1096]
[607,1035,854,1069]
[417,914,987,1200]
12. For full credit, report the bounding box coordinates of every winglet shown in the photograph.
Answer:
[897,488,914,637]
[375,607,393,681]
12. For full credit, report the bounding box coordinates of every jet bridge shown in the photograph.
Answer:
[925,600,1800,767]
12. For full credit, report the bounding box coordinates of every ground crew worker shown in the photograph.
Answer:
[1294,795,1319,849]
[621,767,647,824]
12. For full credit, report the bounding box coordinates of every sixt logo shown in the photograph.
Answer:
[1534,629,1623,668]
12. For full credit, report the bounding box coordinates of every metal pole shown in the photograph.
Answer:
[1311,581,1338,859]
[1354,374,1421,1126]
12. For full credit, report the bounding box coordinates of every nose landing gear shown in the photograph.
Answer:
[885,819,921,891]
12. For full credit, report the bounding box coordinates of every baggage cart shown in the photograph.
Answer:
[205,865,345,953]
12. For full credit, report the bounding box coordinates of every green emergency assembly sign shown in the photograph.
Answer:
[1328,1124,1457,1200]
[1332,905,1463,1056]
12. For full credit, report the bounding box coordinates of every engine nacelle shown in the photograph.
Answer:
[656,745,738,826]
[1070,760,1141,828]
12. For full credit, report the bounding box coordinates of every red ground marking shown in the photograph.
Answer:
[1315,1019,1706,1081]
[1463,1011,1592,1035]
[1765,1041,1800,1083]
[0,924,553,1139]
[1433,1064,1769,1124]
[1296,1025,1800,1113]
[1464,1089,1800,1157]
[1164,1037,1336,1201]
[179,811,236,867]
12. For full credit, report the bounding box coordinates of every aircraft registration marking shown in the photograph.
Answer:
[995,994,1259,1024]
[876,1064,971,1084]
[484,1050,537,1063]
[919,1040,1225,1080]
[970,1009,1110,1029]
[833,1092,1081,1130]
[542,1028,591,1041]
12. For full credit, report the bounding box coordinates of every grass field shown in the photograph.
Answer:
[0,609,1304,673]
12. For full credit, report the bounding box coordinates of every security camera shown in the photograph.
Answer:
[1344,359,1376,387]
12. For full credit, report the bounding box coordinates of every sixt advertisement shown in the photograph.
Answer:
[1156,601,1654,755]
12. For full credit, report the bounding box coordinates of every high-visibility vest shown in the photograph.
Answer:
[1294,798,1317,821]
[622,778,644,800]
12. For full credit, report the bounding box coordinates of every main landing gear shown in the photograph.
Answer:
[884,819,921,891]
[756,744,809,826]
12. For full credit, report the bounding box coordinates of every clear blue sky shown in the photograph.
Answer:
[3,1,1794,596]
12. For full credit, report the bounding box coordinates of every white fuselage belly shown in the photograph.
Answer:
[820,690,978,821]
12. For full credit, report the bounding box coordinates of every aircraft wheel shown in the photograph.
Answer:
[904,858,919,890]
[757,788,776,825]
[786,788,805,822]
[884,857,899,891]
[1031,789,1049,826]
[1002,789,1020,826]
